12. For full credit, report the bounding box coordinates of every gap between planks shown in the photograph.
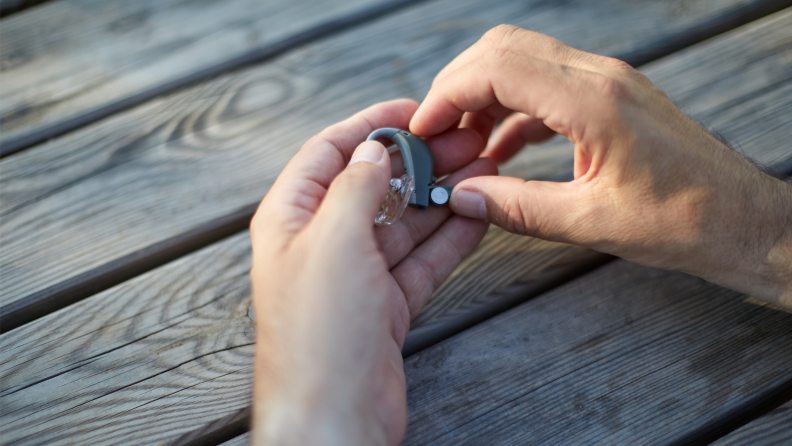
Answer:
[218,268,792,446]
[6,0,785,156]
[0,0,50,18]
[188,8,792,446]
[174,9,792,445]
[2,0,791,334]
[710,398,792,445]
[219,288,792,446]
[399,261,792,445]
[0,0,429,157]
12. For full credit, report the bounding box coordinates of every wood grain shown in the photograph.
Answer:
[2,11,792,444]
[0,233,256,445]
[639,7,792,167]
[403,230,611,356]
[216,398,792,446]
[0,229,602,444]
[0,0,411,154]
[2,0,790,330]
[401,260,792,445]
[711,399,792,445]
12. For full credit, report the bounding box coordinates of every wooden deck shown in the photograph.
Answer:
[1,0,791,444]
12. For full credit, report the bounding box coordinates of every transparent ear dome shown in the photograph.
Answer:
[375,173,414,226]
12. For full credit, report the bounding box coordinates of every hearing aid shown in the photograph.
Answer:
[367,128,453,225]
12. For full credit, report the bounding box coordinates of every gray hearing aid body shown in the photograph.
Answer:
[366,128,453,208]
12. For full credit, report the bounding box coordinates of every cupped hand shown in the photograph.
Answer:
[410,25,792,308]
[250,99,496,445]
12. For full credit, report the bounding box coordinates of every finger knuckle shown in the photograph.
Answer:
[304,133,322,146]
[598,55,658,88]
[316,124,337,141]
[490,45,511,61]
[627,69,653,88]
[599,56,634,72]
[591,73,621,99]
[586,72,635,107]
[483,24,521,49]
[485,46,519,71]
[500,192,531,235]
[546,37,574,63]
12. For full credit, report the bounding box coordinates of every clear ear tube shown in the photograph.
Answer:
[375,173,414,226]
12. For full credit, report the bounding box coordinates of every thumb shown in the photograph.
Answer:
[450,176,581,242]
[316,140,391,230]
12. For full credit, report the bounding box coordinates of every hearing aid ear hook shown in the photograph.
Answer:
[367,128,453,225]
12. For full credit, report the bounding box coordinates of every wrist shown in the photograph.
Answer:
[252,341,389,446]
[749,176,792,308]
[253,400,384,446]
[253,384,389,446]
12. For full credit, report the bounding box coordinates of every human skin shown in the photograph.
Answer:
[250,26,792,445]
[250,99,495,445]
[410,25,792,310]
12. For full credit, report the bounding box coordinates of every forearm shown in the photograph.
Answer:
[697,163,792,309]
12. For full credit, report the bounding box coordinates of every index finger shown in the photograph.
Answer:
[409,49,606,141]
[433,25,613,88]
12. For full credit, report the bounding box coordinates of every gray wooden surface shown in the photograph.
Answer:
[0,233,255,445]
[1,0,788,330]
[0,0,389,152]
[402,260,792,445]
[214,390,792,446]
[0,232,607,444]
[712,399,792,445]
[639,8,792,168]
[2,10,791,445]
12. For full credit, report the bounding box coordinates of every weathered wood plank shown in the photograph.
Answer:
[0,232,256,445]
[712,399,792,445]
[217,392,792,445]
[638,9,792,167]
[401,260,792,445]
[0,230,602,444]
[0,0,418,156]
[2,0,789,332]
[2,11,792,444]
[403,231,610,356]
[5,0,786,156]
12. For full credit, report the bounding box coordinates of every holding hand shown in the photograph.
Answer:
[249,26,792,445]
[250,99,495,445]
[411,25,792,308]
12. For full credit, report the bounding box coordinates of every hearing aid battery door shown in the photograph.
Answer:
[429,186,453,206]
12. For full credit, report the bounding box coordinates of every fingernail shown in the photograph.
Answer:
[452,189,487,221]
[349,141,385,166]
